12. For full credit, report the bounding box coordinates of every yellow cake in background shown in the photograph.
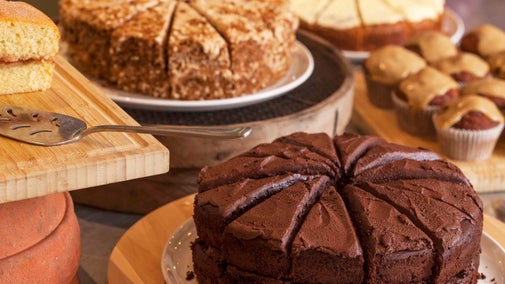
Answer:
[290,0,445,51]
[0,0,60,94]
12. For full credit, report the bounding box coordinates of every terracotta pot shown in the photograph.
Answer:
[0,192,81,283]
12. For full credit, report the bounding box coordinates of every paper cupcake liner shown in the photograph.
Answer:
[364,75,394,109]
[392,92,438,137]
[434,123,504,161]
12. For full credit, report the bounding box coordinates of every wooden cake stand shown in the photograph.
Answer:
[107,194,505,284]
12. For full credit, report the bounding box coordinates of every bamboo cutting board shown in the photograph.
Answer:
[352,71,505,193]
[0,56,170,204]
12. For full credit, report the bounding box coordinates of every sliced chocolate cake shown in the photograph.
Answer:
[193,132,483,283]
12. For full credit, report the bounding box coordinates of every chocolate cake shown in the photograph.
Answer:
[193,132,483,283]
[58,0,298,100]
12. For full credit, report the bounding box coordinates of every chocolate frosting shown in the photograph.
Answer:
[342,185,434,283]
[358,181,481,283]
[222,176,328,278]
[193,132,483,283]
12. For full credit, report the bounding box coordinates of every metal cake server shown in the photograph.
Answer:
[0,104,252,146]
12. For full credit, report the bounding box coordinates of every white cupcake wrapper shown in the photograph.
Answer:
[392,92,439,136]
[434,122,504,161]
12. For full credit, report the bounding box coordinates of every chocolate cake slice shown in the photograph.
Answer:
[242,141,339,174]
[191,243,225,284]
[291,186,364,284]
[356,158,471,185]
[194,174,307,247]
[168,1,233,100]
[222,177,328,279]
[342,185,434,283]
[274,132,339,164]
[198,154,336,191]
[359,182,482,283]
[352,142,440,176]
[384,179,483,222]
[334,132,386,173]
[110,0,176,96]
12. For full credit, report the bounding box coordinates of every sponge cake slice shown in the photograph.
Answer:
[0,0,60,94]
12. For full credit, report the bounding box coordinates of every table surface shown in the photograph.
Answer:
[21,0,505,283]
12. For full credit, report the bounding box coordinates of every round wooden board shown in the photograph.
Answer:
[107,194,505,284]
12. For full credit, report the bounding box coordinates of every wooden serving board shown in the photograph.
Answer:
[107,194,505,284]
[352,71,505,193]
[0,56,170,204]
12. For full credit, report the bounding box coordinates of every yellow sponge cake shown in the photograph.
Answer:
[0,0,60,94]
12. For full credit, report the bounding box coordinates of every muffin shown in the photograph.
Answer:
[460,24,505,58]
[487,50,505,79]
[404,30,458,64]
[393,66,459,136]
[461,77,505,115]
[364,45,426,109]
[431,52,490,85]
[433,95,504,160]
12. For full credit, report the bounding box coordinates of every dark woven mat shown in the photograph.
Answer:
[122,31,350,126]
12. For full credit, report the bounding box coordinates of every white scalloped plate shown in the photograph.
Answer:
[161,218,505,284]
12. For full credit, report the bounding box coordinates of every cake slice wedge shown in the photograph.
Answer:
[342,184,435,283]
[222,177,328,279]
[312,0,363,50]
[168,1,232,100]
[110,0,176,98]
[291,186,364,283]
[0,0,59,62]
[189,0,296,97]
[0,0,60,94]
[59,0,160,80]
[358,181,482,283]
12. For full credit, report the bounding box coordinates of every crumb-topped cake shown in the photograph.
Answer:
[59,0,298,100]
[290,0,445,51]
[193,132,483,283]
